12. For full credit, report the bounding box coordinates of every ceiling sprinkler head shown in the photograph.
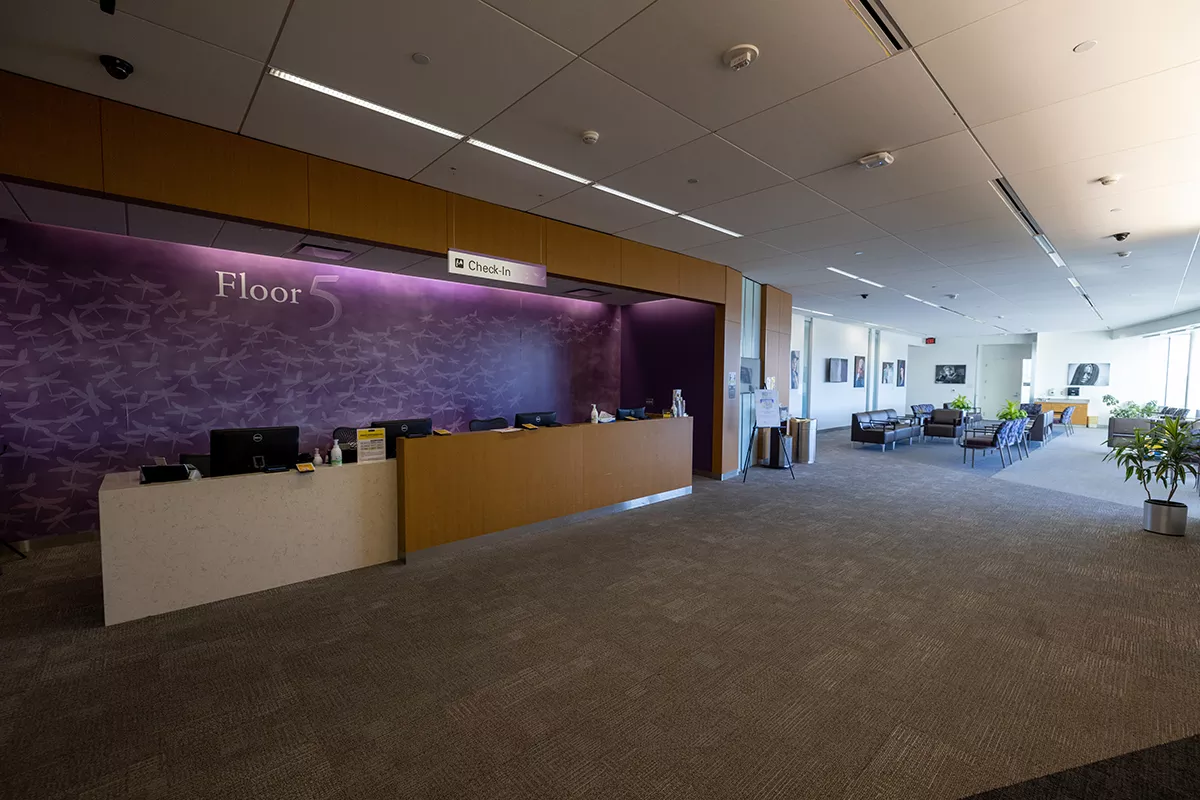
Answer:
[1099,175,1120,186]
[945,293,959,300]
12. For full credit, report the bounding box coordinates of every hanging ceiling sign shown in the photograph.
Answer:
[448,249,546,288]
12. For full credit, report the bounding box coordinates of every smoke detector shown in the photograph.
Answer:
[1117,251,1132,258]
[581,130,599,145]
[1099,175,1121,186]
[857,151,895,170]
[723,44,760,71]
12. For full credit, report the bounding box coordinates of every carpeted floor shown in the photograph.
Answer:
[1,429,1198,799]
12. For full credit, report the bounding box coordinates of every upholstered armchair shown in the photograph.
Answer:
[923,408,963,442]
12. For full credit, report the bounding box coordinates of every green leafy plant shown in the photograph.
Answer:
[997,400,1028,421]
[1104,417,1200,503]
[948,394,972,412]
[1103,395,1159,418]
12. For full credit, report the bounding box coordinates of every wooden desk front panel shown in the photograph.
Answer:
[397,418,691,553]
[1038,400,1089,417]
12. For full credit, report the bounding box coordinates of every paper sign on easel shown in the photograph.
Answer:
[754,389,781,428]
[356,427,386,463]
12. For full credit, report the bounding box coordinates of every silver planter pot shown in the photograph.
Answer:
[1143,500,1187,536]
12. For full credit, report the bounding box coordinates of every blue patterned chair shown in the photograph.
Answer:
[1055,405,1077,436]
[1019,403,1042,417]
[960,419,1015,468]
[911,404,935,424]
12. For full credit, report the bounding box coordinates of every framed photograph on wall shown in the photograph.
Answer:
[935,364,967,384]
[853,356,866,388]
[882,362,894,384]
[1067,362,1110,386]
[897,359,906,388]
[790,350,801,390]
[826,357,848,383]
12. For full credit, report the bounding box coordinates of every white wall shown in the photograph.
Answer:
[808,318,869,429]
[877,330,917,412]
[1034,331,1160,419]
[905,334,1036,410]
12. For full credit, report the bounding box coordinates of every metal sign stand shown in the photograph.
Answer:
[742,425,796,483]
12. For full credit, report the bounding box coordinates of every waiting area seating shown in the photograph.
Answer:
[923,408,964,442]
[851,409,920,450]
[943,403,983,425]
[1158,407,1191,419]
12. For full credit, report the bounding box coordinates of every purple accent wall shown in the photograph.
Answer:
[0,219,619,541]
[620,299,715,471]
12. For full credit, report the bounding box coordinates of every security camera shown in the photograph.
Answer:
[1112,232,1130,242]
[99,54,134,80]
[860,293,869,300]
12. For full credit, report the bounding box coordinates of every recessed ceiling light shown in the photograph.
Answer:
[564,288,609,298]
[411,52,431,65]
[677,215,742,238]
[292,243,354,261]
[854,251,864,256]
[591,185,678,215]
[268,67,464,139]
[1072,40,1098,53]
[466,139,589,184]
[1068,277,1081,288]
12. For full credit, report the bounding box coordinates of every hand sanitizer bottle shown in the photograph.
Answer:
[590,403,599,423]
[312,448,323,466]
[330,440,343,466]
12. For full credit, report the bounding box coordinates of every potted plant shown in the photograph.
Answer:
[1103,395,1159,418]
[949,394,972,412]
[1104,417,1200,536]
[997,400,1028,421]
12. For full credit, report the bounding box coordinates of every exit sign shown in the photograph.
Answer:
[925,337,937,344]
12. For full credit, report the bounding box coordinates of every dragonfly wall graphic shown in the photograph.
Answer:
[0,219,620,542]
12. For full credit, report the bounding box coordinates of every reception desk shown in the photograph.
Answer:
[98,418,692,624]
[397,417,693,553]
[99,460,399,625]
[1036,399,1089,421]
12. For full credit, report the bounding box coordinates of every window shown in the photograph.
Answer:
[1164,333,1190,408]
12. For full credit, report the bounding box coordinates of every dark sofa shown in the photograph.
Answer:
[851,409,920,450]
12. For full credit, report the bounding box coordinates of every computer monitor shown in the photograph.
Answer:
[209,426,300,477]
[617,407,646,420]
[371,418,434,458]
[514,411,560,427]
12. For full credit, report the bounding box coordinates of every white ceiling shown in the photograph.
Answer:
[0,183,659,306]
[2,0,1199,337]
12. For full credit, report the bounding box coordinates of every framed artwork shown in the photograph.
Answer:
[853,355,866,388]
[790,350,801,390]
[935,364,967,384]
[1067,362,1110,386]
[897,359,906,388]
[882,362,894,384]
[826,358,848,383]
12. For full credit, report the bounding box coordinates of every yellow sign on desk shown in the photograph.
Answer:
[356,427,386,463]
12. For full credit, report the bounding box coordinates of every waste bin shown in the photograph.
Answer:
[760,428,792,468]
[790,418,817,464]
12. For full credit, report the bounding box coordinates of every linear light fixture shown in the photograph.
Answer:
[1068,277,1081,288]
[268,68,464,140]
[1049,252,1067,268]
[827,267,858,278]
[269,67,746,238]
[1033,234,1055,255]
[793,306,832,316]
[904,294,924,302]
[858,278,885,288]
[677,215,742,238]
[591,184,679,216]
[466,139,589,184]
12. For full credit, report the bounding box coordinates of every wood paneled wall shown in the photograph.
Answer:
[0,70,795,479]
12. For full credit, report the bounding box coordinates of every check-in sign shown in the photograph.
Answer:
[448,249,546,288]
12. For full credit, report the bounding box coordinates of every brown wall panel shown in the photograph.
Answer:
[544,220,620,285]
[725,268,743,324]
[100,101,309,229]
[677,254,726,304]
[620,239,680,296]
[0,73,103,191]
[449,194,544,265]
[308,157,447,253]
